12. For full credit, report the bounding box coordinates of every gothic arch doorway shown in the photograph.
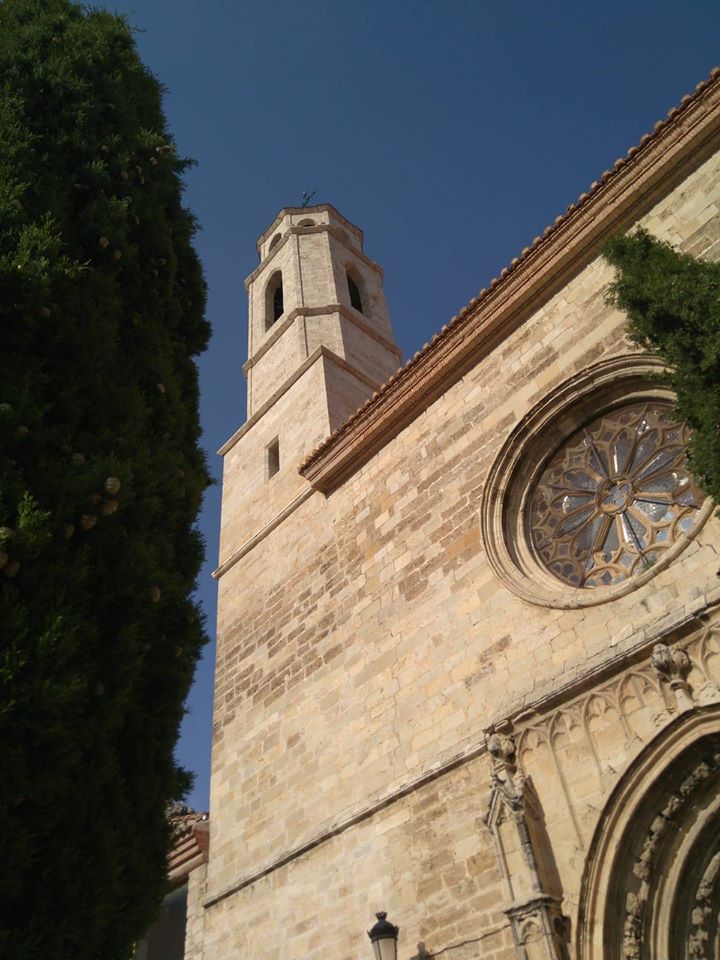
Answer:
[577,706,720,960]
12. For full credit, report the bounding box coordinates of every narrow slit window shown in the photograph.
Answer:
[347,273,363,314]
[267,438,280,479]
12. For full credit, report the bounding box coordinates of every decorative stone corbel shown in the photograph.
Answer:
[484,727,569,960]
[650,642,693,711]
[487,730,520,787]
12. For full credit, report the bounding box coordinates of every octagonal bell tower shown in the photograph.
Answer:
[244,204,399,417]
[216,204,401,571]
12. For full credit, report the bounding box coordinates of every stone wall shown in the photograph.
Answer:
[184,865,208,960]
[204,145,720,960]
[202,755,517,960]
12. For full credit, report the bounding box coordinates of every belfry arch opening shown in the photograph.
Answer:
[346,270,363,314]
[265,271,284,330]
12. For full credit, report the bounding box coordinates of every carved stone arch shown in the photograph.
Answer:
[577,705,720,960]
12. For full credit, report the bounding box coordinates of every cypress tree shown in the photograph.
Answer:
[603,228,720,506]
[0,2,210,957]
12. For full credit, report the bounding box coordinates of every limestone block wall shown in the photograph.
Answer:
[220,344,400,564]
[246,215,397,415]
[294,231,338,309]
[218,359,327,560]
[248,311,398,421]
[335,313,400,387]
[323,353,387,434]
[203,756,516,960]
[208,150,720,958]
[327,232,392,334]
[258,206,363,262]
[300,310,345,359]
[247,236,302,359]
[184,865,207,960]
[247,315,308,414]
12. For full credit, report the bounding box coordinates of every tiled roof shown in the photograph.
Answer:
[300,66,720,483]
[167,803,209,883]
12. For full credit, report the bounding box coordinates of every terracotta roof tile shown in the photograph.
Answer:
[300,65,720,477]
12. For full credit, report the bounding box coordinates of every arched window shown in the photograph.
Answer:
[347,272,363,314]
[297,219,316,227]
[268,233,282,252]
[265,271,283,329]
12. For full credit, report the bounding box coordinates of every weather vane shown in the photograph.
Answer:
[301,190,316,207]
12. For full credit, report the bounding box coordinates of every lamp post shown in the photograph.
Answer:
[368,912,399,960]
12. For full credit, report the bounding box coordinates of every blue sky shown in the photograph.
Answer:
[95,0,720,811]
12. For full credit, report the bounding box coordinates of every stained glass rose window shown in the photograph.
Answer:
[529,403,703,588]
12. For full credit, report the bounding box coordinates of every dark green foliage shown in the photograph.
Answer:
[603,228,720,506]
[0,2,210,957]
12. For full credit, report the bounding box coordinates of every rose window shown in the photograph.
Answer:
[529,402,703,588]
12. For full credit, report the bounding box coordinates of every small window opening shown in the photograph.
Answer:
[347,272,363,314]
[269,233,282,252]
[298,219,316,227]
[267,438,280,479]
[266,271,284,329]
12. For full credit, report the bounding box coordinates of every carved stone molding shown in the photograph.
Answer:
[620,756,719,959]
[487,731,519,782]
[506,896,570,960]
[577,708,720,960]
[511,621,720,853]
[688,849,720,960]
[484,729,569,960]
[651,641,693,711]
[301,70,720,493]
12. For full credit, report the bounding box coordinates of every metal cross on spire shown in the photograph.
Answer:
[301,190,316,207]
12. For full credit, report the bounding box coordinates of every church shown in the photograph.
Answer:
[177,68,720,960]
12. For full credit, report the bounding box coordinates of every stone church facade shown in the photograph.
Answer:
[189,69,720,959]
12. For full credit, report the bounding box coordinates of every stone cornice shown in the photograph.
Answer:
[168,819,209,886]
[243,303,401,375]
[244,221,383,289]
[212,486,315,579]
[300,68,720,493]
[219,345,387,457]
[255,202,363,254]
[243,308,296,373]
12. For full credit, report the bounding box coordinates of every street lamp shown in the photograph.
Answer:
[367,911,399,960]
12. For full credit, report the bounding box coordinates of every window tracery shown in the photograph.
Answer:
[480,356,713,608]
[529,402,703,588]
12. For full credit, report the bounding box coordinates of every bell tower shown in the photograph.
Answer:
[216,204,401,570]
